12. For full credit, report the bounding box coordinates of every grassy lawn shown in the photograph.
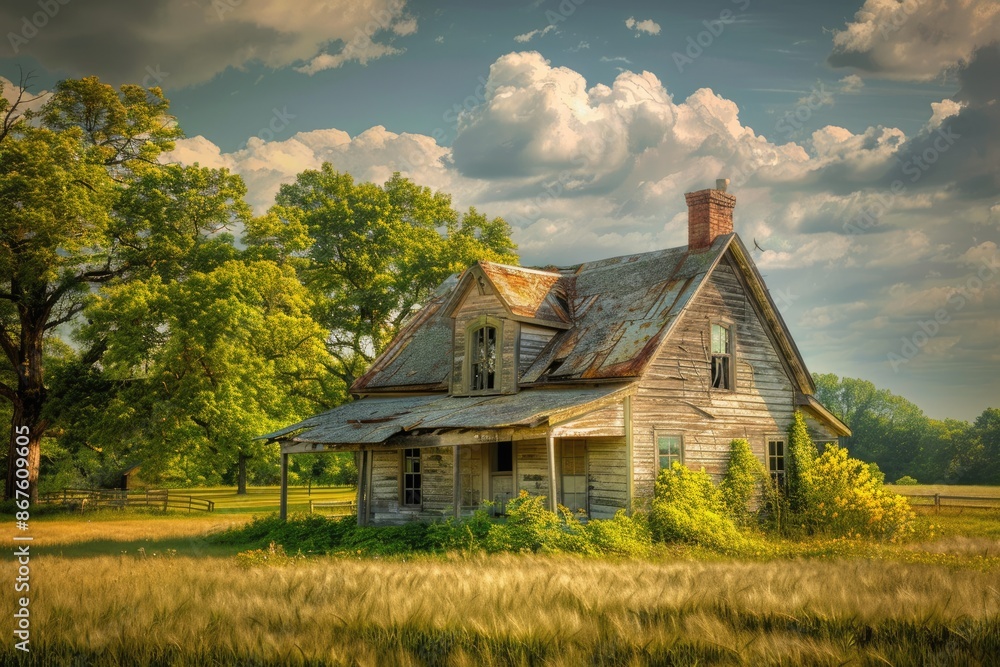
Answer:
[5,489,998,665]
[176,484,355,513]
[886,483,1000,497]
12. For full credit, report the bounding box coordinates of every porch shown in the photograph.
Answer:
[265,386,635,524]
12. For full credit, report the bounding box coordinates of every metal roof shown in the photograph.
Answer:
[352,234,733,392]
[261,385,632,445]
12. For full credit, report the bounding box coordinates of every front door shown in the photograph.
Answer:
[491,441,513,515]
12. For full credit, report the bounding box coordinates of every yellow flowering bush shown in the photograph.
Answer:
[801,444,914,540]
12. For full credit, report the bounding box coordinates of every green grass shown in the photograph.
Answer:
[5,487,998,665]
[886,483,1000,497]
[173,484,355,513]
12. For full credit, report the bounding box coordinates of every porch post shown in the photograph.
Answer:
[453,444,461,519]
[546,431,558,512]
[279,451,289,521]
[624,394,634,514]
[356,449,367,527]
[364,449,374,526]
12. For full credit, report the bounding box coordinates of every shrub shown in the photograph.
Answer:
[786,411,817,512]
[650,463,745,553]
[801,445,914,540]
[584,510,652,557]
[719,438,767,524]
[894,475,918,485]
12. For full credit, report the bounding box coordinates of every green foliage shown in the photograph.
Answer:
[233,541,302,568]
[719,438,767,524]
[894,475,919,485]
[244,167,518,387]
[786,411,817,512]
[811,373,995,485]
[0,75,182,500]
[583,510,652,557]
[218,491,652,558]
[800,444,914,540]
[650,463,746,553]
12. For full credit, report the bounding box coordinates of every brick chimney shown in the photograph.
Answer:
[686,178,736,251]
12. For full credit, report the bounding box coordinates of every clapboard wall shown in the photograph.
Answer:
[631,255,796,502]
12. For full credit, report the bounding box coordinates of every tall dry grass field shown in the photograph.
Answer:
[3,553,999,666]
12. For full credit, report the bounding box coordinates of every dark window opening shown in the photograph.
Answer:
[768,439,785,487]
[494,441,513,473]
[711,324,733,390]
[471,325,497,391]
[403,448,421,506]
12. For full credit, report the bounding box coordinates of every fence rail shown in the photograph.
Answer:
[898,492,1000,512]
[38,488,214,512]
[309,499,356,515]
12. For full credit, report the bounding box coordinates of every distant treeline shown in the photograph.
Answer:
[814,374,999,485]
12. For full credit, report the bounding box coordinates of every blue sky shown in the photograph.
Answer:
[2,0,998,420]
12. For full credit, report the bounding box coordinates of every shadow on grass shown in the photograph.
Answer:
[30,533,243,559]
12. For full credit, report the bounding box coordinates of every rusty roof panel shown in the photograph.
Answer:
[478,262,569,322]
[519,237,729,382]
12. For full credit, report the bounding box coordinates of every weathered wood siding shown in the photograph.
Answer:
[552,403,624,437]
[585,437,628,518]
[369,446,454,524]
[450,284,518,394]
[519,324,557,377]
[515,439,551,498]
[802,412,840,444]
[370,449,402,524]
[632,255,796,502]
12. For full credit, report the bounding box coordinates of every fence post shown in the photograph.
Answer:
[309,499,314,514]
[934,493,940,513]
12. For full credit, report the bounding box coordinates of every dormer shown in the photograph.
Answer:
[444,262,571,395]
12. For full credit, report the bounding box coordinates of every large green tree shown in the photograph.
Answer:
[1,76,181,501]
[245,166,518,387]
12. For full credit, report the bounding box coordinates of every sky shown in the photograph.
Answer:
[1,0,998,421]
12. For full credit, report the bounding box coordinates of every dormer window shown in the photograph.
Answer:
[471,325,498,391]
[711,323,734,390]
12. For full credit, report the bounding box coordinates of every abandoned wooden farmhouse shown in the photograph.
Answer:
[264,181,850,523]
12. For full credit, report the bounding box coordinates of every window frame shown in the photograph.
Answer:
[654,430,684,470]
[401,447,422,508]
[767,437,785,487]
[464,316,504,395]
[559,438,588,515]
[710,322,735,391]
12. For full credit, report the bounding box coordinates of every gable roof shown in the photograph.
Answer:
[443,262,571,326]
[352,233,816,396]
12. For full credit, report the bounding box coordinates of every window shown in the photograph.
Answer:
[402,448,421,506]
[657,433,683,469]
[768,439,785,487]
[561,439,587,514]
[471,325,497,391]
[711,323,733,390]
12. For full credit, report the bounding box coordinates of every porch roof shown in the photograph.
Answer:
[260,385,632,445]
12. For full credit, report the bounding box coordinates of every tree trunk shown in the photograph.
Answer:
[237,453,248,495]
[4,326,46,504]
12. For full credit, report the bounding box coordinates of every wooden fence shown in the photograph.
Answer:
[309,499,356,515]
[39,488,214,512]
[898,492,1000,512]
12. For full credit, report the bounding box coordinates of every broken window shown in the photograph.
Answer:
[711,323,733,390]
[471,325,497,391]
[768,439,785,487]
[402,448,421,506]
